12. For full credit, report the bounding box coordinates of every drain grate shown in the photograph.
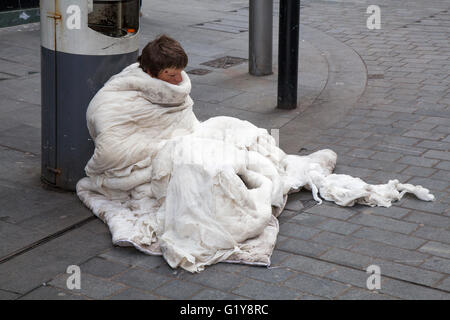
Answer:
[200,56,248,69]
[186,68,212,76]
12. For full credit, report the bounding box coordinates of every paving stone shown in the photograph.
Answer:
[0,289,20,300]
[190,288,246,300]
[349,158,407,173]
[153,279,204,299]
[430,170,450,182]
[180,269,245,292]
[424,150,450,161]
[190,83,243,104]
[349,213,418,234]
[352,227,426,250]
[407,177,449,191]
[334,165,375,178]
[323,265,374,289]
[305,205,356,220]
[311,231,362,250]
[320,248,373,269]
[417,140,450,151]
[371,151,403,162]
[79,257,130,279]
[290,212,329,227]
[436,277,450,291]
[107,287,161,300]
[359,205,411,219]
[349,240,429,266]
[112,267,172,292]
[401,198,449,215]
[379,278,449,300]
[403,130,446,141]
[403,211,450,227]
[99,246,155,266]
[276,237,330,258]
[279,222,321,240]
[280,255,335,277]
[337,287,397,300]
[232,279,301,300]
[277,210,299,225]
[298,294,328,300]
[419,241,450,259]
[283,273,349,299]
[269,250,291,267]
[372,259,445,287]
[413,226,450,244]
[316,219,362,236]
[18,286,88,300]
[49,273,126,300]
[238,266,296,284]
[436,161,450,171]
[398,156,440,168]
[401,166,437,178]
[0,247,77,294]
[347,148,376,159]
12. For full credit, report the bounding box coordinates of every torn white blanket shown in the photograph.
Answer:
[76,63,435,272]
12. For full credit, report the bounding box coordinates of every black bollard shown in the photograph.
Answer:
[277,0,300,110]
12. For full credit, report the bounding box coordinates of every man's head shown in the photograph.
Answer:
[138,35,188,85]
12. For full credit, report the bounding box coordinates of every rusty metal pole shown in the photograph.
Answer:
[277,0,300,109]
[249,0,273,76]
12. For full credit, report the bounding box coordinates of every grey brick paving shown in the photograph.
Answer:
[1,0,450,301]
[403,211,450,228]
[279,222,321,240]
[153,279,204,299]
[311,231,362,250]
[305,205,355,220]
[320,248,373,269]
[180,269,246,292]
[283,273,349,299]
[419,242,450,259]
[352,227,426,250]
[379,278,450,300]
[350,240,429,266]
[322,265,370,289]
[111,268,172,292]
[413,226,450,244]
[276,237,330,258]
[232,279,301,300]
[337,288,397,300]
[316,219,361,236]
[280,255,335,277]
[79,257,130,279]
[190,289,246,300]
[50,273,126,300]
[349,213,418,234]
[372,259,445,287]
[0,289,21,300]
[19,286,88,300]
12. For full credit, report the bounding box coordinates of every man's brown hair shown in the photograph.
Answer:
[137,35,188,77]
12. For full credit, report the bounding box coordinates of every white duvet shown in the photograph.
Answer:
[76,63,434,272]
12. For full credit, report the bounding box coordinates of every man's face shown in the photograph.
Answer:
[157,68,183,85]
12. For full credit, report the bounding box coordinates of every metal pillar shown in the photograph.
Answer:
[40,0,139,191]
[277,0,300,110]
[249,0,273,76]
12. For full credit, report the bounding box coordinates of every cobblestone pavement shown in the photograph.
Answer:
[0,0,449,300]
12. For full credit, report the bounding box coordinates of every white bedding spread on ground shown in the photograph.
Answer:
[76,63,435,272]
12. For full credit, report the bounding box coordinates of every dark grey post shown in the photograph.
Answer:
[249,0,273,76]
[277,0,300,109]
